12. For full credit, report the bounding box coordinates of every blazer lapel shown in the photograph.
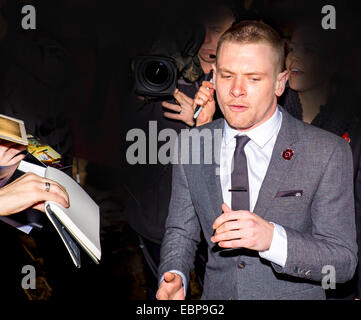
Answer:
[201,110,301,221]
[253,109,301,219]
[201,119,224,221]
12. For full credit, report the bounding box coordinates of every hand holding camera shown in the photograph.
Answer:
[161,89,195,127]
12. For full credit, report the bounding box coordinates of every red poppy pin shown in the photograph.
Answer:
[341,132,351,143]
[282,149,294,160]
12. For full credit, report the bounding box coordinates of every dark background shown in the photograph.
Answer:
[0,0,360,303]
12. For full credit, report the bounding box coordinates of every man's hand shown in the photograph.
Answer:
[162,89,195,127]
[0,172,70,216]
[211,203,274,251]
[193,81,216,126]
[0,142,27,184]
[156,272,185,300]
[0,142,27,167]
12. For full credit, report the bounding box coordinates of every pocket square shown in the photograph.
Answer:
[275,190,303,197]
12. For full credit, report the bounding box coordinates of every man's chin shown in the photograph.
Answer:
[289,79,308,92]
[225,118,252,131]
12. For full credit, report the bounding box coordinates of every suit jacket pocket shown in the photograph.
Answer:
[271,189,310,229]
[275,190,303,198]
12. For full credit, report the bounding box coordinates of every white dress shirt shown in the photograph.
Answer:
[162,107,288,296]
[220,107,287,267]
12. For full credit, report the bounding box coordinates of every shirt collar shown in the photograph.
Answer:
[223,106,282,148]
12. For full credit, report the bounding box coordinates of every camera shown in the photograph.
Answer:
[134,55,178,98]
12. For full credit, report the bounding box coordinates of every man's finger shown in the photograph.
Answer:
[53,182,68,196]
[218,238,249,249]
[156,289,169,300]
[213,220,242,235]
[6,153,26,166]
[164,272,176,283]
[0,144,27,166]
[174,89,193,105]
[195,91,212,103]
[213,209,250,229]
[37,180,70,207]
[162,101,181,112]
[40,190,69,208]
[212,230,243,243]
[222,203,232,213]
[11,143,27,152]
[0,142,27,153]
[193,98,208,108]
[39,177,67,194]
[198,87,214,100]
[163,112,182,121]
[201,81,214,90]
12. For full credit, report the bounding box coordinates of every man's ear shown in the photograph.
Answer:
[212,63,216,88]
[275,70,289,97]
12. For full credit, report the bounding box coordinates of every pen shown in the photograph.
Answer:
[193,78,213,120]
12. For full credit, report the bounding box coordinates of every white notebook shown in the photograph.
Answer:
[17,161,101,267]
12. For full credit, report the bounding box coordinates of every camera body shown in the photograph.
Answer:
[134,55,178,98]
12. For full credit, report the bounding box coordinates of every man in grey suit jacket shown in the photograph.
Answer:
[156,21,358,300]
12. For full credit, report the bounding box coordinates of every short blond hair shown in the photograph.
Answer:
[216,20,285,73]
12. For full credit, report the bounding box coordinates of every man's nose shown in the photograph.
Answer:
[288,46,304,62]
[203,29,212,44]
[230,78,246,97]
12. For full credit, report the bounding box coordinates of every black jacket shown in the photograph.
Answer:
[120,74,211,244]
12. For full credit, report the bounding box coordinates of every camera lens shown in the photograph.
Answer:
[144,61,169,85]
[135,55,177,97]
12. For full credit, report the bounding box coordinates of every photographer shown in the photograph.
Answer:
[120,3,235,299]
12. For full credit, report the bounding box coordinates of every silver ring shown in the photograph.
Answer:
[179,106,182,114]
[45,182,51,192]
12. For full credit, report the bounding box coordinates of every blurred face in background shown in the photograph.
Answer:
[197,8,234,70]
[286,27,333,92]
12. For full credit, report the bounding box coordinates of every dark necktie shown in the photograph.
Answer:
[231,135,251,211]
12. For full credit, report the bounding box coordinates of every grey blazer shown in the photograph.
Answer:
[159,108,358,300]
